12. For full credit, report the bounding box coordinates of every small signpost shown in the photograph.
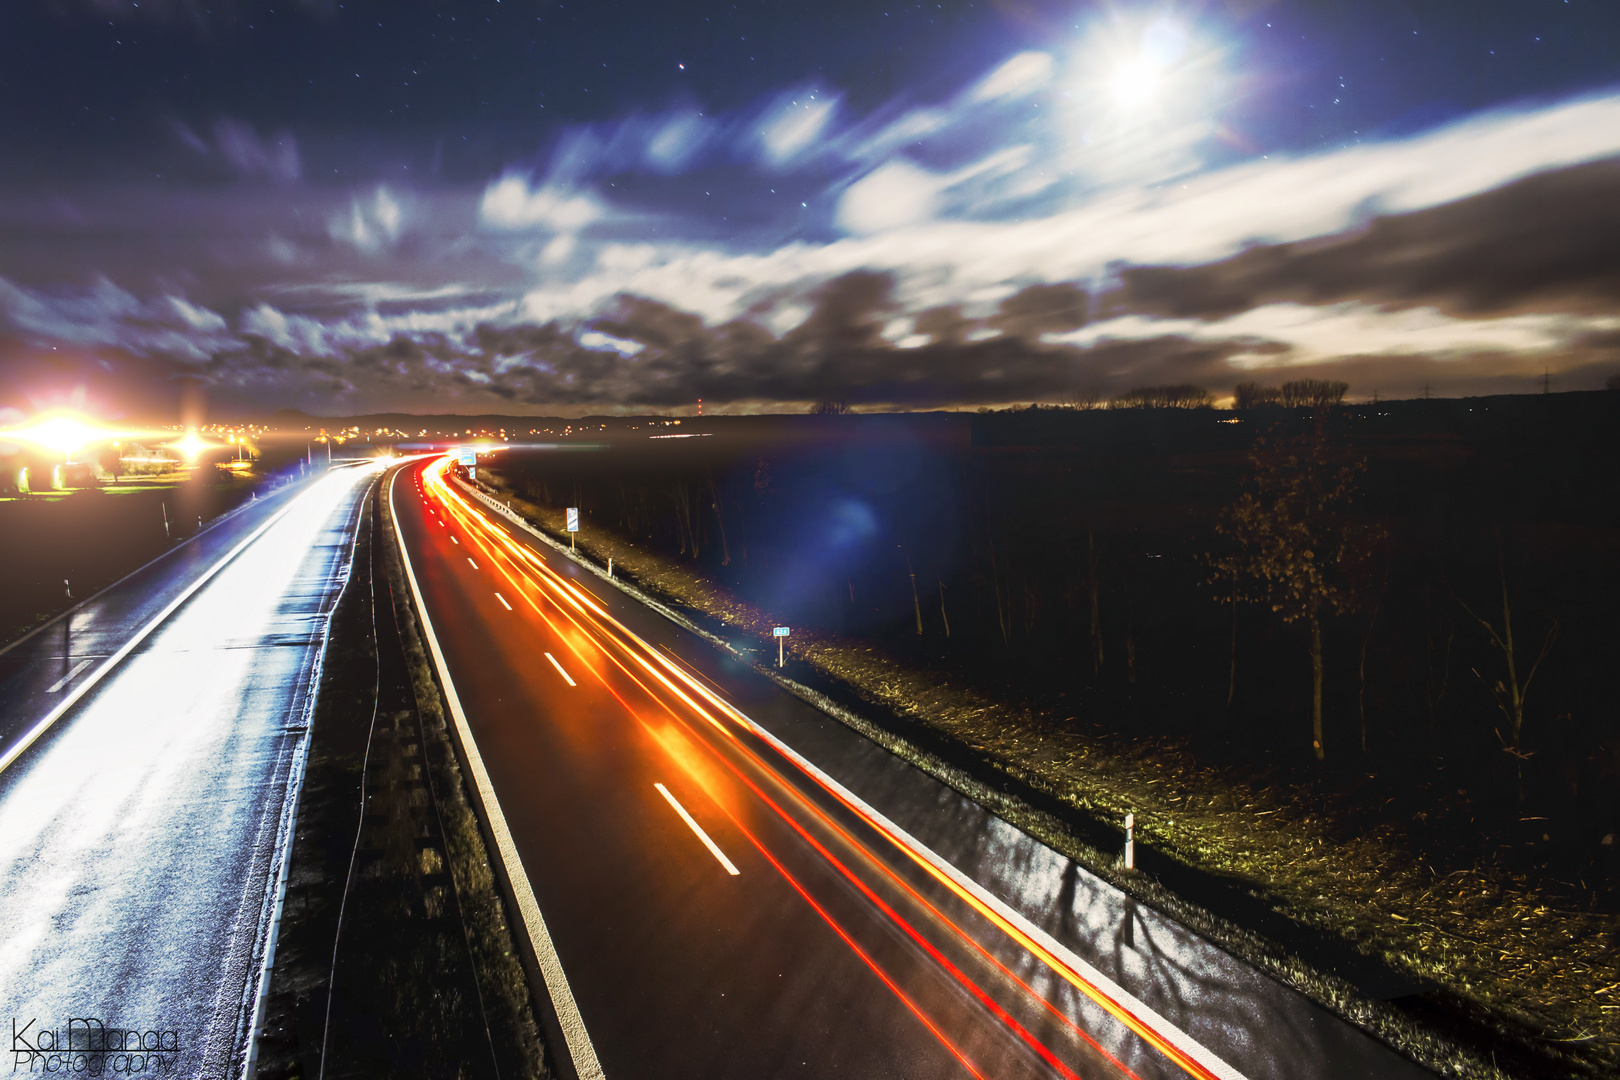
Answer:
[772,626,789,667]
[566,507,579,549]
[457,447,477,478]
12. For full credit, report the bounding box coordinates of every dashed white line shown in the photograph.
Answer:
[468,558,479,569]
[655,783,740,875]
[46,659,94,694]
[451,535,460,545]
[544,652,577,686]
[495,593,513,611]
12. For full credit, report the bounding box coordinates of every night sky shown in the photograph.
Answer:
[2,0,1618,419]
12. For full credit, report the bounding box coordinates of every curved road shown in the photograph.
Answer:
[392,456,1434,1080]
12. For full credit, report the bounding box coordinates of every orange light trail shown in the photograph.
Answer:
[419,457,1214,1080]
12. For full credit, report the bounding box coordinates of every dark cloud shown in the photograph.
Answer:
[1105,157,1620,320]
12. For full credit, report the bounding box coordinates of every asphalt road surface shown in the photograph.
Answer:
[0,464,375,1078]
[392,456,1435,1080]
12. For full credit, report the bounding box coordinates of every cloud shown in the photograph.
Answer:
[329,187,405,253]
[837,162,948,234]
[479,174,605,232]
[212,119,301,182]
[1103,157,1620,320]
[0,277,233,362]
[970,52,1053,103]
[759,91,837,166]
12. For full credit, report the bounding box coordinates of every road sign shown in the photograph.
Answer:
[773,626,789,668]
[457,448,476,466]
[772,627,790,636]
[566,507,580,532]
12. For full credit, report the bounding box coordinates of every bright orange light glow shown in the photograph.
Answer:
[7,414,107,455]
[172,431,207,460]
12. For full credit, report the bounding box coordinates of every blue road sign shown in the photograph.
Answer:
[772,626,790,637]
[566,507,580,532]
[457,448,477,466]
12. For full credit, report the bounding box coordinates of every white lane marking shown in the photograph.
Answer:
[544,652,577,687]
[655,783,740,876]
[451,535,460,544]
[468,557,479,569]
[0,488,316,778]
[389,469,605,1080]
[495,593,513,611]
[46,659,94,694]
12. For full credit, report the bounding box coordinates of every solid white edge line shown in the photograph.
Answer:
[544,652,578,687]
[0,484,320,778]
[389,465,606,1080]
[730,709,1250,1080]
[654,783,740,876]
[45,658,94,694]
[495,592,513,611]
[453,476,1245,1080]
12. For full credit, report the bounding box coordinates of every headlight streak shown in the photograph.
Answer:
[419,460,1210,1080]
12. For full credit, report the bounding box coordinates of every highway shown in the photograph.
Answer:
[0,464,375,1078]
[393,455,1436,1080]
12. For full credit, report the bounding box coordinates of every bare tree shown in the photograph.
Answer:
[1109,384,1213,409]
[810,400,852,415]
[1455,533,1559,793]
[1233,380,1349,410]
[1213,418,1383,761]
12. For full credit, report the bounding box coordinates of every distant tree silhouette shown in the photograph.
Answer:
[1108,385,1212,409]
[1232,382,1282,409]
[1212,417,1383,761]
[810,400,852,415]
[1606,372,1620,391]
[1232,380,1349,410]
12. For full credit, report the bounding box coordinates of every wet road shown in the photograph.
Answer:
[0,465,375,1078]
[394,457,1435,1080]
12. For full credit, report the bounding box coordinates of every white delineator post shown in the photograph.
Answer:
[1124,812,1135,870]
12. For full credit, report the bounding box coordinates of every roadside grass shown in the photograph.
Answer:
[478,472,1619,1080]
